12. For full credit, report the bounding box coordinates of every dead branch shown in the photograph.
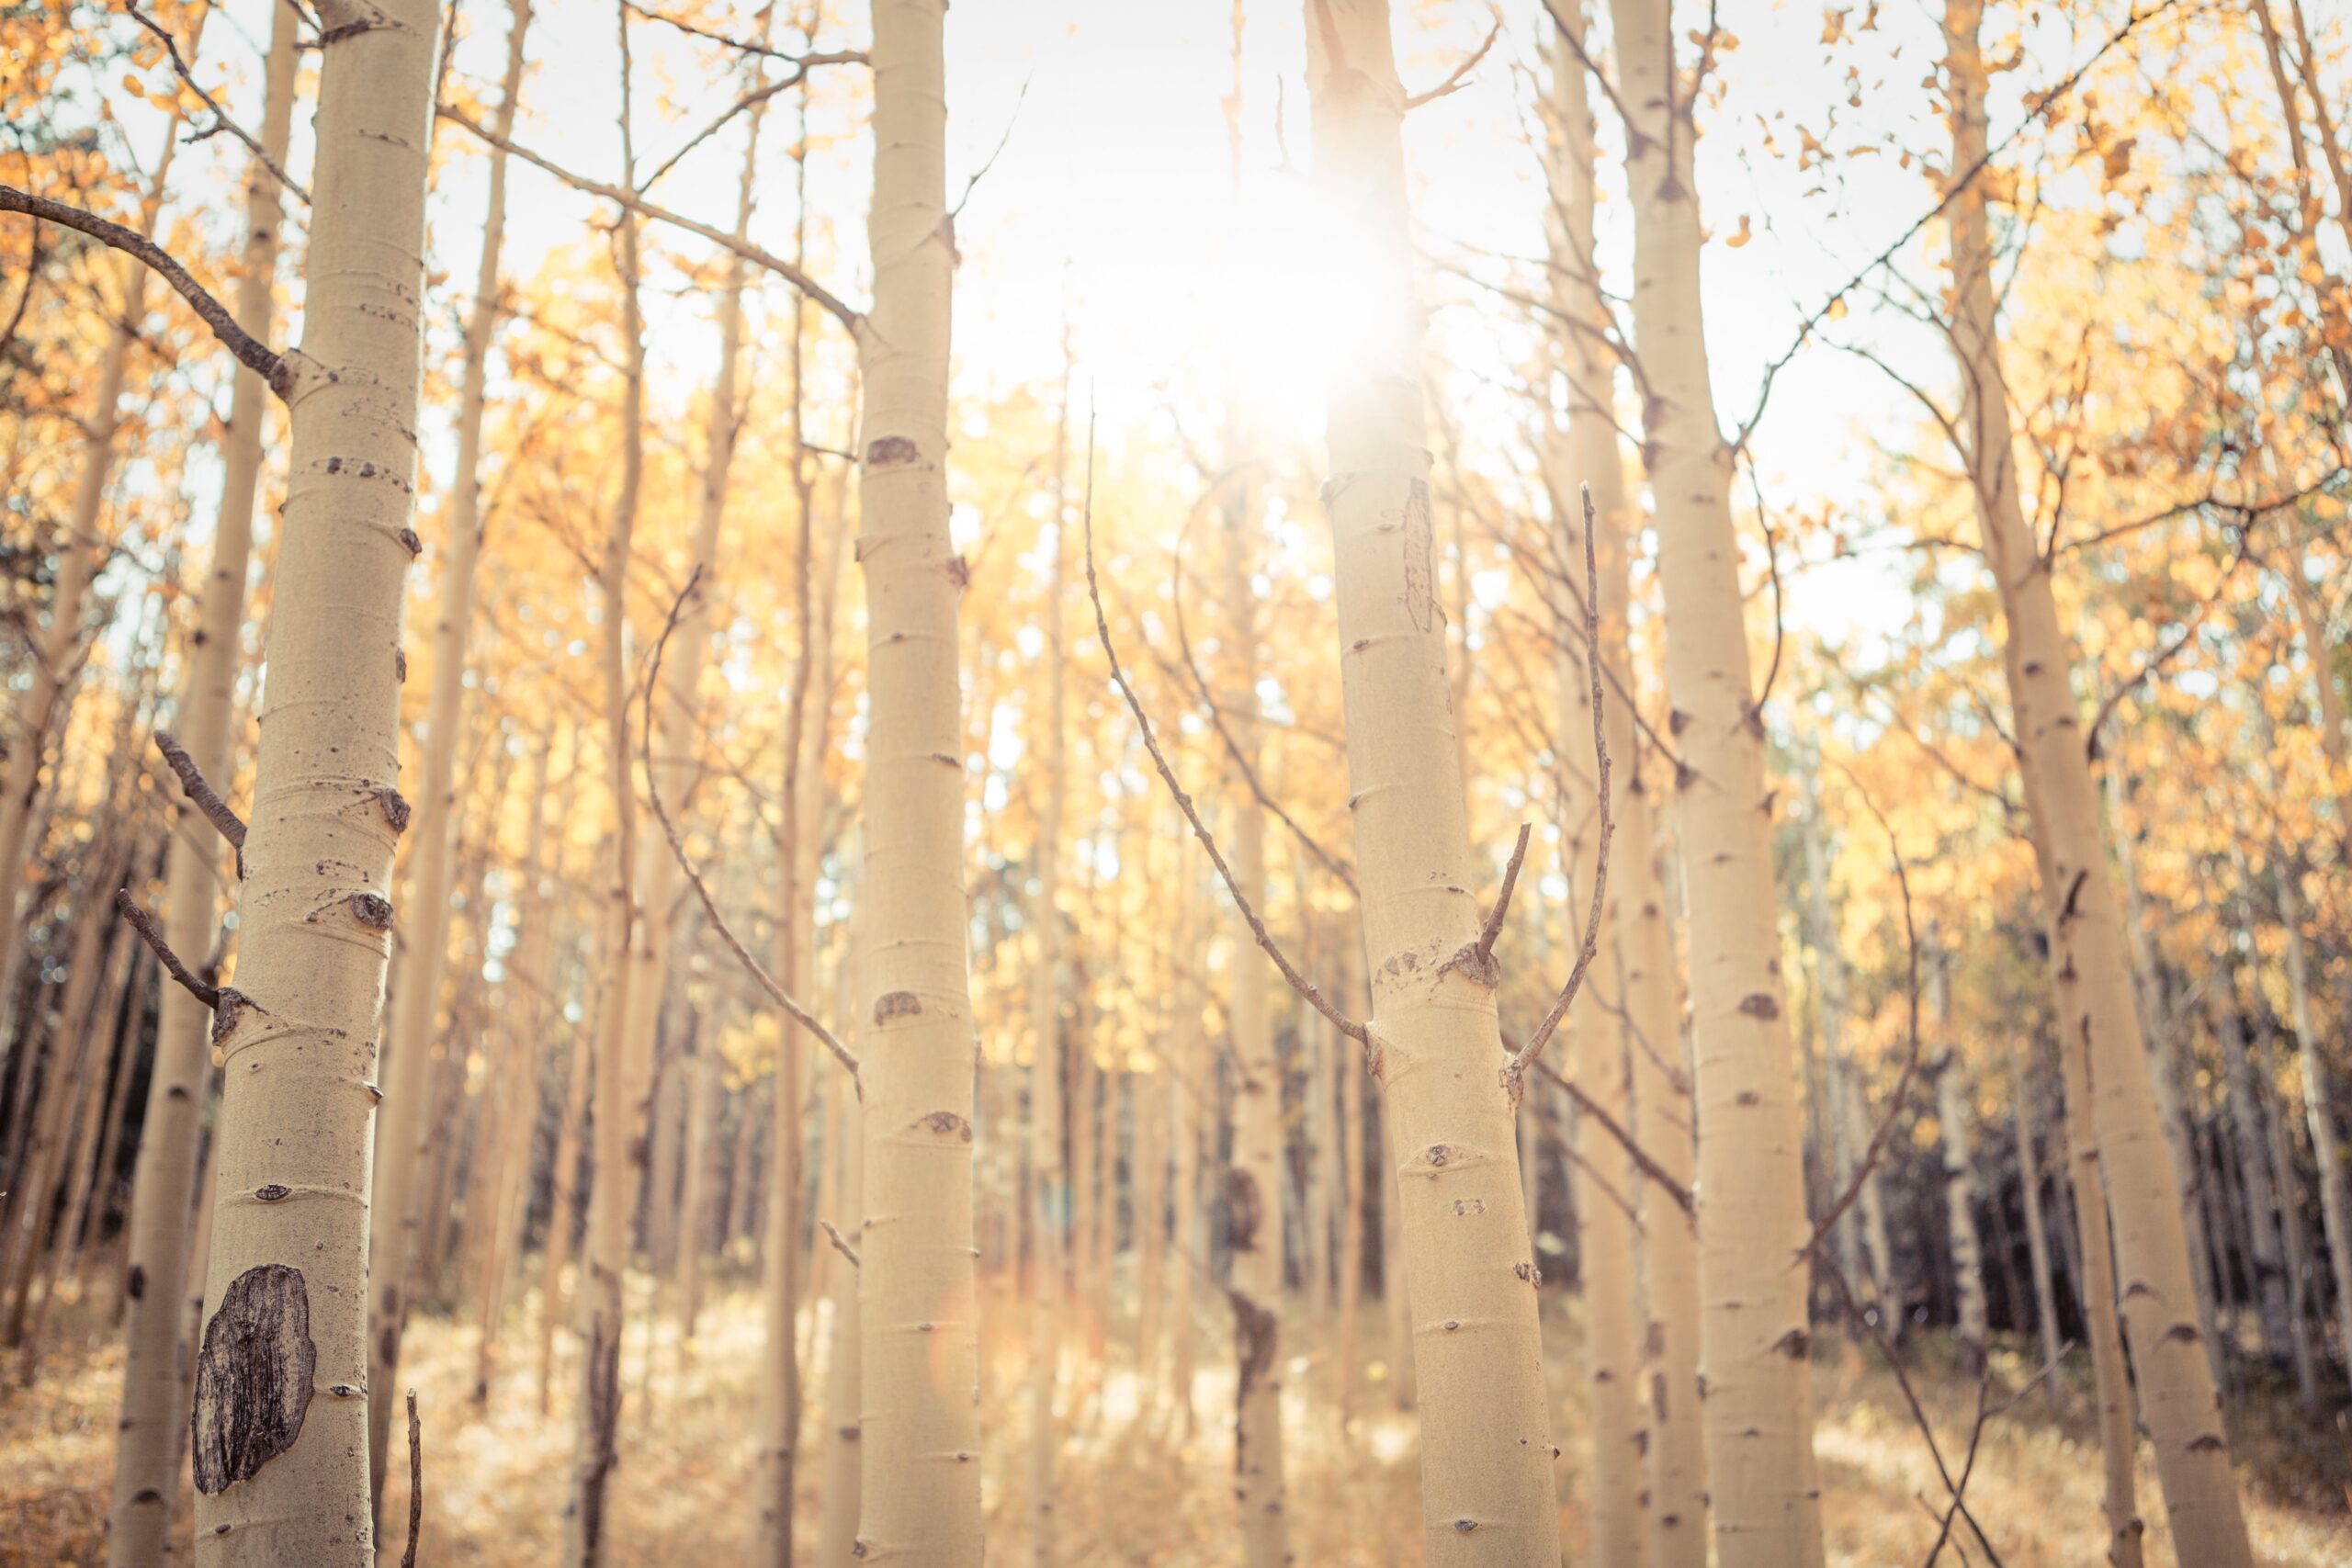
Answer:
[114,888,221,1010]
[1476,822,1532,967]
[154,730,247,865]
[637,50,867,195]
[401,1390,422,1568]
[1802,758,1924,1259]
[1080,408,1369,1049]
[434,105,862,332]
[1405,13,1499,110]
[1504,485,1614,1100]
[818,1218,861,1269]
[1519,1044,1694,1220]
[127,6,312,203]
[643,567,863,1093]
[0,185,292,396]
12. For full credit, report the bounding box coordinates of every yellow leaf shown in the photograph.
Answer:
[1727,214,1754,248]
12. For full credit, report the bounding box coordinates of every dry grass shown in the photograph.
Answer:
[5,1267,2346,1565]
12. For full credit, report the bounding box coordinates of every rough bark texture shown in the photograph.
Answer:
[1306,5,1558,1561]
[851,4,982,1559]
[1604,0,1826,1557]
[366,0,530,1500]
[187,0,442,1557]
[1943,0,2249,1555]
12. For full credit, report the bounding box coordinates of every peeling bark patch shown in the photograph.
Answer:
[873,990,922,1023]
[913,1110,973,1143]
[945,554,970,589]
[1736,992,1780,1020]
[397,526,423,557]
[865,434,920,468]
[376,787,412,834]
[1225,1168,1263,1253]
[254,1183,290,1202]
[1513,1260,1540,1285]
[1402,479,1436,632]
[1452,1519,1479,1534]
[191,1265,316,1495]
[395,649,409,683]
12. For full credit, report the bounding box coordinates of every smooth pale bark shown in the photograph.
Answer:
[107,15,295,1518]
[1933,1042,1989,1374]
[1335,934,1366,1426]
[565,89,649,1557]
[2278,867,2352,1370]
[2109,782,2223,1375]
[2249,991,2324,1413]
[365,0,530,1497]
[1220,446,1291,1566]
[1544,24,1644,1556]
[818,994,865,1564]
[1307,987,1339,1326]
[540,958,596,1416]
[675,1017,720,1340]
[850,4,982,1559]
[1169,929,1202,1434]
[473,734,556,1401]
[1133,977,1169,1386]
[1943,2,2248,1551]
[2014,1079,2064,1378]
[187,0,441,1557]
[2214,983,2299,1367]
[1027,362,1072,1567]
[1304,6,1557,1560]
[1619,773,1707,1568]
[1603,0,1826,1555]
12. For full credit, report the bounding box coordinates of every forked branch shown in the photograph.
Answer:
[1503,484,1613,1101]
[644,568,862,1093]
[1080,412,1369,1049]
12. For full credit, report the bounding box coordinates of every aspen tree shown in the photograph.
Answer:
[2215,983,2298,1365]
[1333,938,1367,1427]
[2278,867,2352,1369]
[1169,933,1202,1433]
[1800,795,1895,1318]
[540,955,596,1416]
[1544,20,1643,1555]
[1931,1038,1989,1373]
[1027,355,1073,1568]
[106,12,297,1551]
[567,14,650,1549]
[182,0,443,1556]
[1303,5,1557,1560]
[366,0,531,1496]
[1220,433,1291,1568]
[851,3,982,1558]
[819,990,865,1565]
[1943,0,2252,1552]
[2013,1077,2064,1377]
[1598,0,1827,1551]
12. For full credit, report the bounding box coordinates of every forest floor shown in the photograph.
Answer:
[5,1266,2347,1565]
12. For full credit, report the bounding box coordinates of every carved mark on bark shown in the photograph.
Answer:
[1402,479,1436,632]
[873,990,922,1024]
[191,1264,316,1495]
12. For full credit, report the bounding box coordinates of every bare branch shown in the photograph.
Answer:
[0,184,292,396]
[1404,13,1499,110]
[1080,406,1368,1048]
[643,567,862,1093]
[401,1390,422,1568]
[1516,1045,1693,1218]
[2084,524,2254,761]
[1802,759,1924,1260]
[637,51,867,195]
[1505,485,1614,1099]
[818,1218,861,1268]
[435,105,862,332]
[1476,822,1532,966]
[154,730,247,863]
[128,6,312,203]
[951,74,1030,221]
[114,887,220,1010]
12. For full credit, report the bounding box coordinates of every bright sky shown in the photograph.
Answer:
[119,0,2150,658]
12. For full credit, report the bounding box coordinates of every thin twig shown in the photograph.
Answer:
[1504,484,1613,1099]
[1476,822,1532,965]
[1080,405,1368,1048]
[434,106,862,331]
[1519,1045,1694,1218]
[1404,12,1499,109]
[0,185,292,395]
[636,51,865,194]
[401,1389,422,1568]
[128,6,312,202]
[1802,759,1924,1259]
[951,74,1029,221]
[818,1218,861,1268]
[643,567,863,1093]
[114,888,220,1010]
